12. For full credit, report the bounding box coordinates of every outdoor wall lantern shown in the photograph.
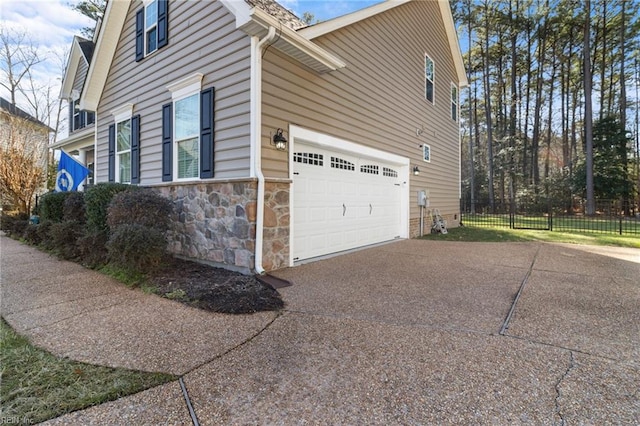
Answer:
[413,166,420,176]
[271,128,288,151]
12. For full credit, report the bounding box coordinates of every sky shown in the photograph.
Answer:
[0,0,381,123]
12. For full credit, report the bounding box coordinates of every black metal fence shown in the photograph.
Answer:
[461,198,640,236]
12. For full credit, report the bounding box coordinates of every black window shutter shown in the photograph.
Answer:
[135,8,144,62]
[200,88,215,179]
[157,0,169,49]
[162,103,173,182]
[108,124,115,182]
[131,115,141,184]
[69,102,74,132]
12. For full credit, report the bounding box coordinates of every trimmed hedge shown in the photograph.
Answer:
[38,192,72,223]
[106,224,167,272]
[63,192,86,223]
[85,183,132,233]
[107,188,173,231]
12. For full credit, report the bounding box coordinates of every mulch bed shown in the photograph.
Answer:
[149,258,285,314]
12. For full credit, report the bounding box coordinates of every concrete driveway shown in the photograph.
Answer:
[181,241,639,424]
[3,236,638,424]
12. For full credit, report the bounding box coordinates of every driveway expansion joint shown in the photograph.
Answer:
[554,351,575,426]
[500,246,540,335]
[179,377,200,426]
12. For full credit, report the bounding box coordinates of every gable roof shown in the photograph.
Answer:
[60,36,94,100]
[300,0,468,87]
[0,97,53,131]
[82,0,466,110]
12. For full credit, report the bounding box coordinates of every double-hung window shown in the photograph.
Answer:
[136,0,168,61]
[109,104,140,184]
[162,73,215,182]
[175,93,199,179]
[145,0,158,55]
[116,118,132,183]
[451,83,458,121]
[425,55,434,104]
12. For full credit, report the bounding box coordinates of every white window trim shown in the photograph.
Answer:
[425,54,435,105]
[143,0,158,56]
[111,104,134,184]
[111,104,134,124]
[451,82,458,122]
[167,73,203,181]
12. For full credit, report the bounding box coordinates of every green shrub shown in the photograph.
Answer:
[49,221,83,260]
[77,231,109,269]
[85,183,132,233]
[107,188,173,231]
[39,192,72,223]
[22,224,42,245]
[36,220,55,250]
[0,213,28,236]
[106,224,167,273]
[63,192,86,223]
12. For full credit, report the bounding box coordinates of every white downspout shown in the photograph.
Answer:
[251,27,277,275]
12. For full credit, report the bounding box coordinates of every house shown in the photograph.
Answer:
[51,35,97,189]
[0,97,51,212]
[79,0,467,273]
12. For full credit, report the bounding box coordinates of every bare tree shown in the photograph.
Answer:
[0,26,43,106]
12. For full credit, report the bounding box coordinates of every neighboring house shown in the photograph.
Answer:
[51,35,96,189]
[0,97,51,211]
[79,0,467,273]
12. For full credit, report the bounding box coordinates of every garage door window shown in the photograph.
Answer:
[383,167,398,178]
[294,152,323,166]
[360,164,379,174]
[331,157,355,171]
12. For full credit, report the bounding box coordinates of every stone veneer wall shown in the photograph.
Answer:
[262,180,290,271]
[158,180,258,273]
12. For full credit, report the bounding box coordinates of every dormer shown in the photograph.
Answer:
[60,36,96,134]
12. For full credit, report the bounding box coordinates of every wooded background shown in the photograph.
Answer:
[451,0,640,215]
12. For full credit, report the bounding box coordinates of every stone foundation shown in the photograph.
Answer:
[262,180,290,271]
[158,180,258,273]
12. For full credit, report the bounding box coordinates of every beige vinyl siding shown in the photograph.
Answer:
[95,0,251,184]
[262,0,461,218]
[72,59,88,94]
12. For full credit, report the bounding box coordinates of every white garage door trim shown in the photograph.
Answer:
[288,125,410,266]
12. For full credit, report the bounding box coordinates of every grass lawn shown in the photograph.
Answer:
[420,225,640,249]
[0,318,176,424]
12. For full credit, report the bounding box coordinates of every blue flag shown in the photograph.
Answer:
[55,150,91,192]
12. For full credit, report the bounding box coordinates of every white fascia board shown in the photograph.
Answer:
[299,0,410,40]
[219,0,252,28]
[50,126,94,150]
[438,0,468,87]
[59,37,85,100]
[80,1,129,111]
[240,8,345,73]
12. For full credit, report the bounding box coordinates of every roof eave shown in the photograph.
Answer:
[238,7,346,73]
[438,0,468,87]
[299,0,410,40]
[60,37,86,100]
[80,1,129,111]
[50,126,94,151]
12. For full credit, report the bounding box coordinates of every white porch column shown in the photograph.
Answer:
[77,149,87,191]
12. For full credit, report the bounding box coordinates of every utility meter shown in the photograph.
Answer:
[417,190,428,207]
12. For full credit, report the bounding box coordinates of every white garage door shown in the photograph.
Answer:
[293,144,403,262]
